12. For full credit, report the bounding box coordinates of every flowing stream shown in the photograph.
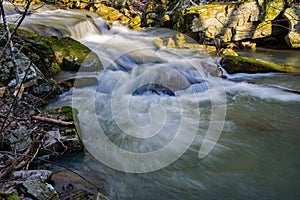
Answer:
[7,8,300,199]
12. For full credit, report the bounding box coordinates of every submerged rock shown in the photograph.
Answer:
[50,169,107,200]
[220,55,300,74]
[132,83,176,96]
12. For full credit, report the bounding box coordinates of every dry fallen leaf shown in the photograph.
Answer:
[13,84,24,99]
[0,87,6,97]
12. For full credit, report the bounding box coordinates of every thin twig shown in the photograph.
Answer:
[0,0,31,62]
[11,0,32,37]
[0,132,44,179]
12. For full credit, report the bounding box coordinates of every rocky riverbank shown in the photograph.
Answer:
[0,24,106,199]
[17,0,299,49]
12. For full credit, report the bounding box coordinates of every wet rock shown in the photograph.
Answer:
[241,41,256,49]
[62,55,81,71]
[132,83,176,96]
[220,48,238,56]
[220,55,300,74]
[42,129,83,154]
[49,36,101,72]
[283,6,300,48]
[21,179,59,200]
[72,77,99,87]
[33,84,54,95]
[166,37,176,48]
[50,169,107,200]
[39,106,83,154]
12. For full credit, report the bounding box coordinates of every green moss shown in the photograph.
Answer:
[44,106,75,121]
[17,28,97,74]
[264,0,285,21]
[220,55,300,74]
[47,37,91,64]
[49,62,61,74]
[13,28,57,75]
[0,192,20,200]
[7,195,20,200]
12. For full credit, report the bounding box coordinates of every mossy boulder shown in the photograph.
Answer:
[1,26,100,88]
[22,35,58,75]
[46,36,100,71]
[220,55,300,74]
[173,0,287,45]
[20,31,101,72]
[253,0,285,39]
[283,6,300,48]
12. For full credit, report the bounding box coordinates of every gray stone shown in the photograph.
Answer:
[174,0,287,44]
[283,6,300,48]
[8,128,32,152]
[13,170,52,182]
[22,179,59,200]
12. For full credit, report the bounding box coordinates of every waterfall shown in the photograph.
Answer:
[6,9,103,39]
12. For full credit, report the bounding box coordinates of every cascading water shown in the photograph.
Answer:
[6,8,300,199]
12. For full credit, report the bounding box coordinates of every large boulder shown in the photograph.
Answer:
[220,55,300,74]
[173,0,286,44]
[0,27,100,88]
[283,6,300,48]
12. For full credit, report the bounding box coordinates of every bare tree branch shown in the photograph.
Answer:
[0,0,19,84]
[32,115,75,127]
[0,61,33,133]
